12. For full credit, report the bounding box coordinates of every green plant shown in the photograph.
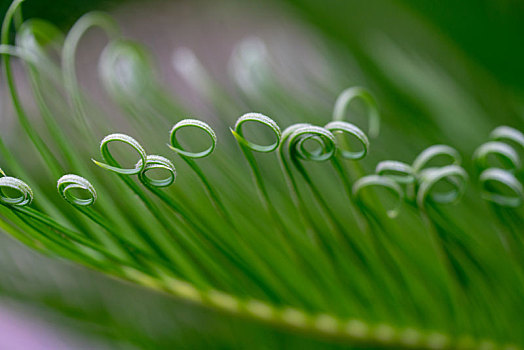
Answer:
[0,0,523,348]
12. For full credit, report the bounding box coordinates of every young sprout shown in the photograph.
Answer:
[136,155,177,188]
[489,126,524,149]
[416,165,468,208]
[1,0,64,179]
[331,88,379,181]
[62,11,120,132]
[479,168,522,208]
[375,161,415,185]
[475,126,523,208]
[169,119,235,227]
[353,175,404,219]
[325,120,370,230]
[0,175,33,207]
[92,133,210,276]
[279,124,339,238]
[412,145,461,174]
[473,142,521,172]
[325,121,369,160]
[92,133,147,175]
[0,173,123,269]
[169,119,216,158]
[57,174,97,206]
[332,87,380,138]
[231,113,285,231]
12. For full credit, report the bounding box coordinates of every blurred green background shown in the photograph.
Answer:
[2,0,524,91]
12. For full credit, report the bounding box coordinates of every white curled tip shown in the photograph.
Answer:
[479,168,523,208]
[412,145,461,174]
[57,174,97,206]
[0,176,33,207]
[489,126,524,150]
[353,174,404,218]
[332,87,380,138]
[416,165,468,208]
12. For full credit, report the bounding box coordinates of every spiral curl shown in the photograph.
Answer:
[62,12,120,128]
[352,175,404,218]
[287,125,336,162]
[232,113,281,153]
[479,168,523,208]
[16,19,64,78]
[169,119,216,158]
[416,165,468,207]
[279,124,311,155]
[473,141,521,172]
[489,126,524,150]
[57,174,97,206]
[353,144,466,216]
[475,126,523,207]
[412,145,461,174]
[136,155,176,188]
[332,87,380,138]
[99,39,156,98]
[0,176,33,207]
[325,121,369,160]
[93,133,147,175]
[375,161,415,184]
